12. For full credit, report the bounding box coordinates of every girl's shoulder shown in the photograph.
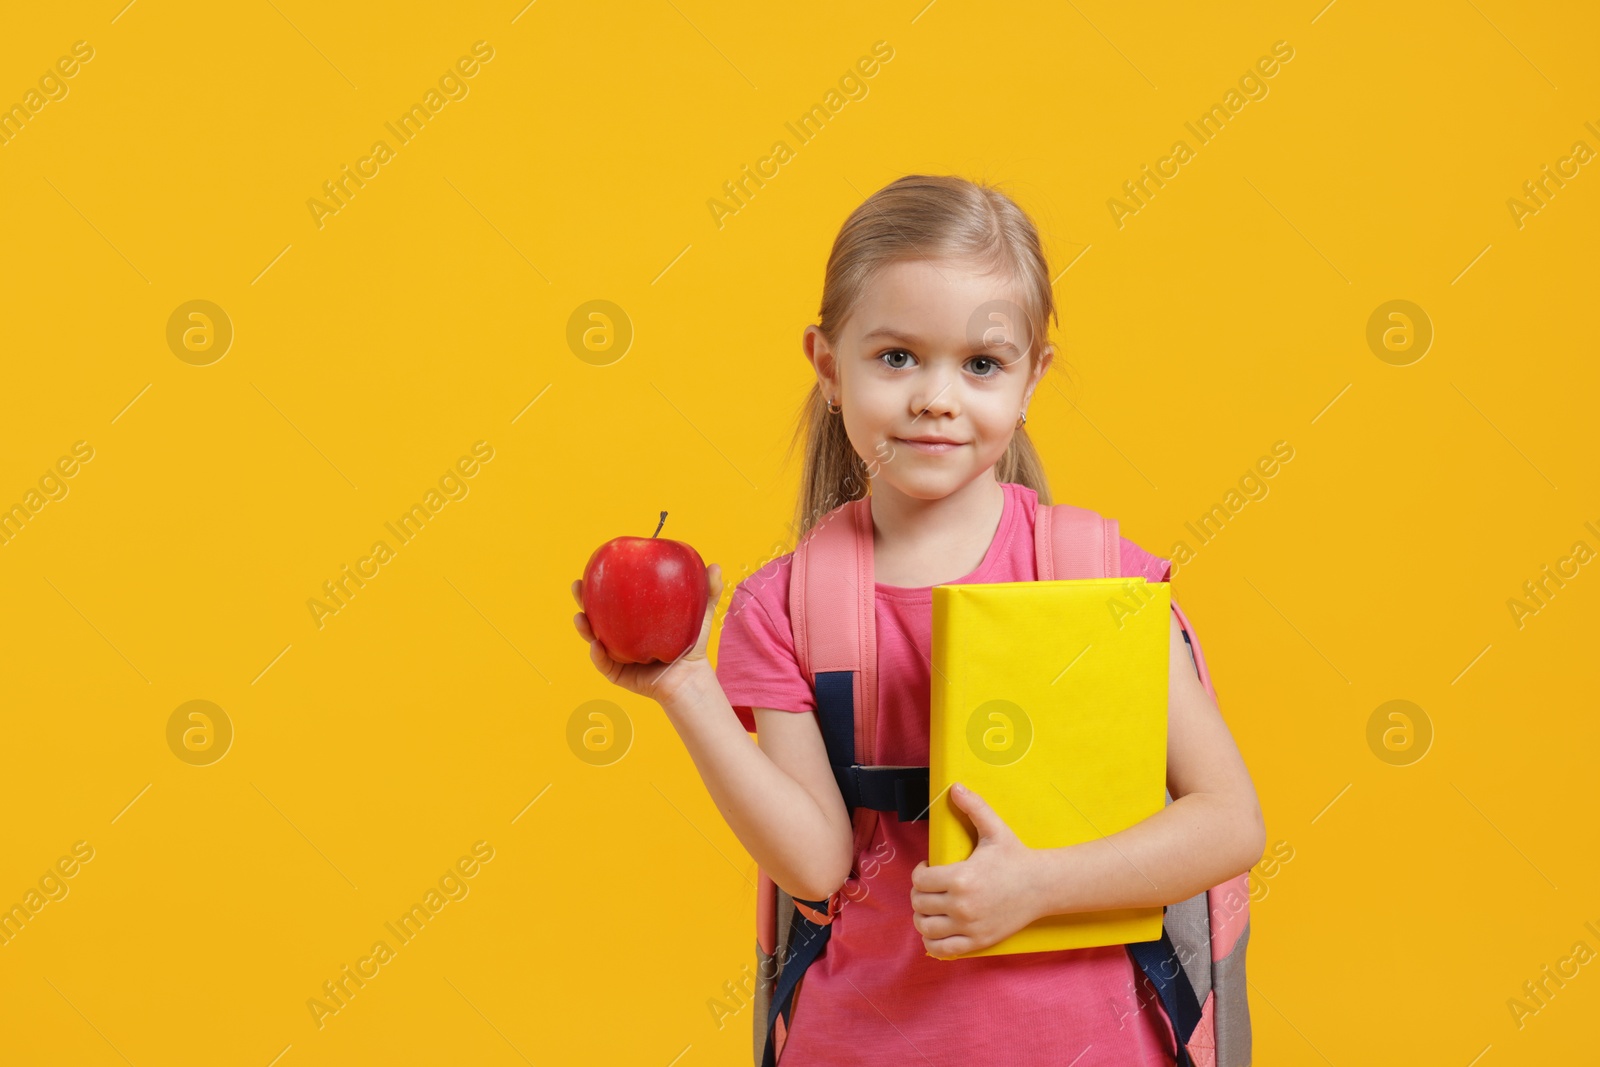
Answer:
[723,504,1171,629]
[724,551,798,631]
[1118,535,1173,583]
[715,552,812,728]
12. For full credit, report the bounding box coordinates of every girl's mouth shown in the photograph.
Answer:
[895,438,964,454]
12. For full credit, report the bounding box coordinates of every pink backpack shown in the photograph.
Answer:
[750,495,1252,1066]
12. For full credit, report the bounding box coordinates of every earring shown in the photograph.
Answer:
[827,395,841,415]
[1017,410,1027,426]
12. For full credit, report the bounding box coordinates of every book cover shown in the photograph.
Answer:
[928,577,1170,958]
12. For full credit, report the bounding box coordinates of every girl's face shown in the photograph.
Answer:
[803,257,1053,501]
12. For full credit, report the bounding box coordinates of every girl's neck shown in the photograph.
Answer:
[869,476,1006,587]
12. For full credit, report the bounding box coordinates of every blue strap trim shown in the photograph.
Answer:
[1127,925,1203,1067]
[760,669,857,1067]
[760,901,833,1066]
[814,670,856,762]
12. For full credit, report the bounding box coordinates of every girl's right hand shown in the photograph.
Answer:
[570,564,724,705]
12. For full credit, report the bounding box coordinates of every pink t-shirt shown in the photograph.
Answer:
[714,481,1180,1067]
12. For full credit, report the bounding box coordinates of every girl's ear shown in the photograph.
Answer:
[1025,345,1054,402]
[803,325,839,391]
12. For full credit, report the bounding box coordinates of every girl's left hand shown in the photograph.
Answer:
[910,783,1046,958]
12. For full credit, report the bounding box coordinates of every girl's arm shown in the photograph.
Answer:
[573,567,853,903]
[659,667,855,903]
[1029,610,1266,915]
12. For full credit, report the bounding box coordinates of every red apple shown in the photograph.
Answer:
[581,511,708,665]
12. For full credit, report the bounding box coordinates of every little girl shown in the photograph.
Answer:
[572,174,1265,1066]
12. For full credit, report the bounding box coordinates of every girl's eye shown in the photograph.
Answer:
[879,349,913,370]
[877,349,1002,377]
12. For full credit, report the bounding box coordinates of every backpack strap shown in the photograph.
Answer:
[1039,500,1209,1067]
[759,496,899,1067]
[790,497,931,822]
[791,496,877,771]
[1128,932,1206,1063]
[1037,501,1120,580]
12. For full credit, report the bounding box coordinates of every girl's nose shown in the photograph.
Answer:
[913,381,959,418]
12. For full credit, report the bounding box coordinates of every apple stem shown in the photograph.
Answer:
[653,511,667,538]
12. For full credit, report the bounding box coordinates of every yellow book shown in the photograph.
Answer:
[928,577,1170,958]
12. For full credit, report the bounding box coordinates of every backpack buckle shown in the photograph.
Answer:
[833,764,931,822]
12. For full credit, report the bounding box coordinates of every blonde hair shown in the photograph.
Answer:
[782,174,1063,541]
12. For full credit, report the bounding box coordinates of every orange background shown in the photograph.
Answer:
[1,1,1595,1064]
